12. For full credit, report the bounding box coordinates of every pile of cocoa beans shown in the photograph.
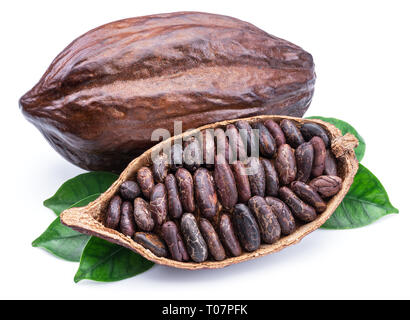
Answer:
[105,119,342,263]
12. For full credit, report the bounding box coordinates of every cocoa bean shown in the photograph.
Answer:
[246,157,266,197]
[180,213,208,263]
[169,144,183,172]
[290,181,327,213]
[280,119,305,148]
[324,150,338,176]
[214,128,232,163]
[183,137,202,173]
[162,221,189,262]
[175,168,195,213]
[194,168,218,219]
[219,214,242,257]
[133,232,168,258]
[264,119,286,147]
[301,123,330,148]
[149,183,167,225]
[164,174,183,219]
[119,180,140,201]
[231,161,251,203]
[295,142,314,183]
[152,152,169,183]
[278,187,317,222]
[310,136,326,177]
[214,154,238,209]
[248,196,281,244]
[202,130,215,169]
[106,195,122,229]
[265,197,296,235]
[226,124,247,162]
[235,120,258,156]
[119,201,136,237]
[275,144,297,185]
[137,167,154,199]
[199,218,226,261]
[251,122,276,158]
[232,204,261,251]
[309,175,342,198]
[133,197,155,232]
[260,158,279,197]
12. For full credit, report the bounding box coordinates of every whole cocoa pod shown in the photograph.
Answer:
[20,12,315,172]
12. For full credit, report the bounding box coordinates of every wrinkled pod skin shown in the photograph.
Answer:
[265,197,296,236]
[162,221,189,262]
[180,213,208,263]
[232,204,261,251]
[278,187,317,222]
[133,232,168,258]
[20,12,315,173]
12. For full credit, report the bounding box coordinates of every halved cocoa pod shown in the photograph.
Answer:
[231,161,251,203]
[194,168,218,219]
[214,154,238,210]
[60,115,358,270]
[290,181,327,213]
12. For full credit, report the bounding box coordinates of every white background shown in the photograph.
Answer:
[1,0,409,300]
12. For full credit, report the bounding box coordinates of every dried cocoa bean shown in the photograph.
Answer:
[214,128,232,163]
[133,197,155,232]
[248,196,281,244]
[183,137,202,173]
[214,154,238,209]
[309,175,342,198]
[133,232,168,258]
[226,124,247,162]
[231,161,251,203]
[152,153,169,183]
[246,157,266,197]
[275,144,297,185]
[310,136,326,177]
[324,150,338,176]
[149,183,168,225]
[175,168,195,213]
[278,187,317,222]
[280,119,305,148]
[264,119,286,147]
[119,180,140,201]
[232,204,261,251]
[290,181,327,213]
[199,218,226,261]
[169,144,183,172]
[301,123,330,148]
[295,142,314,183]
[260,158,279,197]
[219,214,242,257]
[106,195,122,229]
[162,221,189,262]
[265,197,296,235]
[235,120,258,156]
[181,213,208,263]
[164,174,183,219]
[194,168,218,219]
[252,122,276,158]
[202,130,215,169]
[137,167,155,199]
[119,201,136,237]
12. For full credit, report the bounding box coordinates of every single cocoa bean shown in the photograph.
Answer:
[309,175,342,198]
[162,221,189,262]
[175,168,195,213]
[310,136,326,177]
[275,144,297,185]
[264,119,286,147]
[164,174,183,219]
[219,214,242,257]
[232,204,261,251]
[133,197,155,232]
[278,187,317,222]
[183,136,202,172]
[248,196,281,244]
[169,143,183,172]
[119,201,136,237]
[300,123,330,148]
[149,183,167,225]
[235,120,258,156]
[133,232,168,257]
[214,154,238,209]
[119,180,140,201]
[280,119,305,148]
[226,124,247,162]
[214,128,232,163]
[106,195,122,229]
[260,158,279,197]
[324,150,338,176]
[295,142,314,183]
[152,153,169,183]
[246,157,266,197]
[194,168,218,219]
[202,130,215,169]
[231,161,251,203]
[290,181,327,213]
[181,213,208,263]
[265,197,296,235]
[137,167,154,199]
[252,122,276,158]
[199,218,226,261]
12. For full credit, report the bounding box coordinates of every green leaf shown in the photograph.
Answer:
[32,194,100,262]
[74,237,154,283]
[44,172,118,215]
[306,116,366,162]
[322,164,398,229]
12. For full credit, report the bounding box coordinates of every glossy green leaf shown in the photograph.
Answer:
[306,116,366,162]
[32,194,100,262]
[74,237,154,283]
[322,164,398,229]
[44,172,118,215]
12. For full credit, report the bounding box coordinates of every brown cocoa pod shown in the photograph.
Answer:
[235,120,258,156]
[162,221,189,262]
[226,124,247,162]
[21,12,315,173]
[280,119,305,148]
[202,130,215,169]
[230,161,251,203]
[149,183,168,225]
[232,203,261,251]
[175,168,195,213]
[214,128,232,163]
[265,197,296,236]
[260,158,279,197]
[301,123,330,148]
[106,195,122,229]
[310,136,326,177]
[278,187,317,222]
[133,232,168,258]
[290,181,327,213]
[119,180,140,201]
[152,153,169,183]
[264,119,286,147]
[164,174,183,219]
[251,122,276,158]
[194,168,218,219]
[275,144,297,185]
[246,157,266,197]
[214,154,238,209]
[248,196,281,244]
[137,167,155,199]
[169,144,183,172]
[219,214,242,257]
[133,197,155,232]
[199,218,226,261]
[180,213,208,263]
[119,201,137,237]
[295,142,314,183]
[183,136,202,173]
[324,150,338,176]
[309,175,342,198]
